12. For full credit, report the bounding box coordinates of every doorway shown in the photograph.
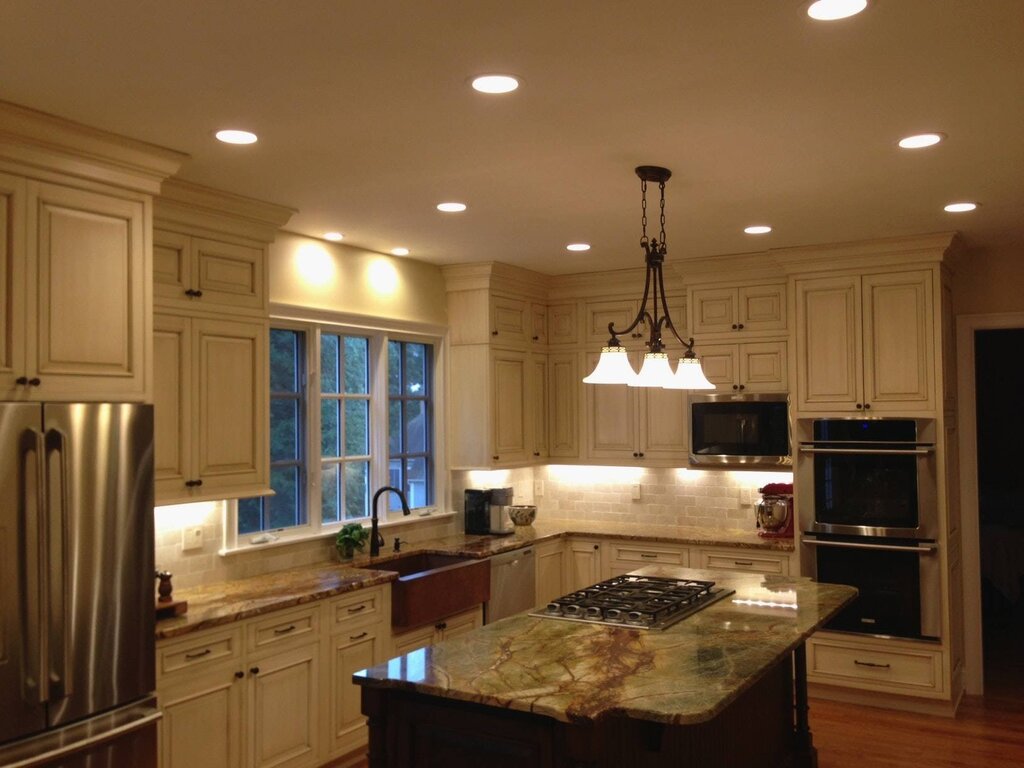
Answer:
[974,328,1024,700]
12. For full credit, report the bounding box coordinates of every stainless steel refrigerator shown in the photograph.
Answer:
[0,403,158,768]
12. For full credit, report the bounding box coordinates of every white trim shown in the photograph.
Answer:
[269,301,448,338]
[956,310,1024,695]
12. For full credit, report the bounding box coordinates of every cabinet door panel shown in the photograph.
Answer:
[193,237,265,312]
[640,385,688,459]
[584,353,636,459]
[490,296,528,342]
[441,607,483,641]
[194,318,268,492]
[154,314,192,501]
[390,625,436,657]
[535,542,565,604]
[795,276,861,411]
[739,340,788,392]
[328,627,384,757]
[0,173,25,394]
[586,299,637,342]
[695,344,737,389]
[153,229,192,304]
[547,303,578,345]
[548,353,579,458]
[29,182,146,397]
[250,643,319,768]
[739,284,786,332]
[863,271,934,410]
[567,540,603,590]
[529,302,547,344]
[691,288,737,335]
[160,669,244,768]
[491,351,528,463]
[530,355,548,460]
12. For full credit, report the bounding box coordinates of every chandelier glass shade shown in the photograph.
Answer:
[583,166,714,390]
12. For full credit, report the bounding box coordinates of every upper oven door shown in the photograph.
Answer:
[689,394,790,467]
[796,419,938,539]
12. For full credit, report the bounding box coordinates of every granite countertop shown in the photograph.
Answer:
[155,520,795,640]
[354,567,856,726]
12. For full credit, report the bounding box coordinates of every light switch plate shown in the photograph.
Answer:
[182,526,204,552]
[631,483,642,501]
[534,479,544,497]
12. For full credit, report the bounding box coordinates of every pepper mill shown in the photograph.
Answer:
[156,570,174,603]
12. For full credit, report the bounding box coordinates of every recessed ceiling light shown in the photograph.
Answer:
[391,247,410,256]
[898,133,945,149]
[807,0,868,21]
[744,225,773,235]
[437,202,467,213]
[566,243,591,252]
[214,129,258,145]
[323,232,344,241]
[471,75,520,94]
[944,202,978,213]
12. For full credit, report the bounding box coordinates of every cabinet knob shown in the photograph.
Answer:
[731,324,738,330]
[491,330,498,336]
[863,403,871,410]
[855,403,863,410]
[738,384,745,391]
[532,335,539,341]
[492,455,499,461]
[194,290,203,298]
[533,451,540,457]
[435,621,447,631]
[234,671,244,680]
[593,544,600,551]
[732,384,739,390]
[632,452,639,458]
[250,667,260,676]
[737,323,744,330]
[184,479,204,487]
[638,452,645,458]
[28,378,40,386]
[15,376,28,385]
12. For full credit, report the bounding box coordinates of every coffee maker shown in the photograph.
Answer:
[464,488,515,535]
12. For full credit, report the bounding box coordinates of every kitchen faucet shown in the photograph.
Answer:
[370,486,411,557]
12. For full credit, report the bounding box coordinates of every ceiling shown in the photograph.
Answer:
[1,1,1021,275]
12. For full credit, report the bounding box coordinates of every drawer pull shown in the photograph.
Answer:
[640,553,658,559]
[273,624,297,635]
[733,560,754,567]
[184,649,212,660]
[854,660,891,669]
[347,604,367,614]
[349,632,368,641]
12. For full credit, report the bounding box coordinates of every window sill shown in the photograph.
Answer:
[218,509,458,557]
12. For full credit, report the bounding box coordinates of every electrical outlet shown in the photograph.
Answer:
[534,479,544,497]
[631,483,642,501]
[182,526,204,552]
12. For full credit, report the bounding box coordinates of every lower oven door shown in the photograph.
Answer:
[802,536,941,641]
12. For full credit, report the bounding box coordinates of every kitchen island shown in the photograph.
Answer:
[355,567,856,768]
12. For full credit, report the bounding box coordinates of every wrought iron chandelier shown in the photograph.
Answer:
[583,166,714,389]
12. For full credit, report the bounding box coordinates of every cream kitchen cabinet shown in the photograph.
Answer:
[154,311,269,503]
[696,341,788,394]
[488,294,548,347]
[695,546,792,576]
[584,351,688,462]
[547,302,579,346]
[547,352,580,459]
[535,538,567,604]
[566,538,604,591]
[154,228,267,316]
[794,270,935,413]
[0,177,150,400]
[584,296,687,346]
[604,542,688,578]
[689,283,786,338]
[390,606,485,656]
[529,354,549,461]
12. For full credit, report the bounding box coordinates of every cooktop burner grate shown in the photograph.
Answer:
[530,575,735,630]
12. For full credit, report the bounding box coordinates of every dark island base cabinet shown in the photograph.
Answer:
[360,658,812,768]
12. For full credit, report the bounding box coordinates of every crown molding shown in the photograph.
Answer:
[155,178,297,243]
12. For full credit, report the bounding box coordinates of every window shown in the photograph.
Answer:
[234,323,438,543]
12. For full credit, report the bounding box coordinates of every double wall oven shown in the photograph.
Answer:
[797,418,941,641]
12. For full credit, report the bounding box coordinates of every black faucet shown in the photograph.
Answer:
[370,486,411,557]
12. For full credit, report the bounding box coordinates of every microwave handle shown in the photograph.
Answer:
[798,446,934,456]
[802,538,938,554]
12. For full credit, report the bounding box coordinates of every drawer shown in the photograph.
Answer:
[158,626,243,679]
[609,543,688,566]
[327,585,387,631]
[808,637,943,694]
[247,604,320,654]
[698,548,790,575]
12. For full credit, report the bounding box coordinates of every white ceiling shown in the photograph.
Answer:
[1,1,1021,274]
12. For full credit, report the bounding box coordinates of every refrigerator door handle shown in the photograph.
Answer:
[44,428,71,700]
[19,428,48,705]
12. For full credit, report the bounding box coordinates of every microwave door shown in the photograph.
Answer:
[0,404,49,745]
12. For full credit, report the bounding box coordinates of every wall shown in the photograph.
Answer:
[268,231,448,326]
[954,240,1024,316]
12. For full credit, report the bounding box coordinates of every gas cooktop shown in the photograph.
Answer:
[531,575,735,630]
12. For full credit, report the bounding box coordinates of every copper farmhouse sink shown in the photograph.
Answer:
[377,553,490,631]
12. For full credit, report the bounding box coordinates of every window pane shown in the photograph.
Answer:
[270,330,300,393]
[344,337,368,394]
[405,457,428,509]
[270,398,299,462]
[321,399,340,457]
[404,343,427,395]
[403,400,426,453]
[345,399,369,456]
[388,458,402,490]
[321,463,340,524]
[388,341,401,395]
[238,497,263,534]
[268,466,303,529]
[388,400,401,454]
[345,461,369,520]
[321,333,340,394]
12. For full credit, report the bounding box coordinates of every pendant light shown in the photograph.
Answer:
[583,166,714,390]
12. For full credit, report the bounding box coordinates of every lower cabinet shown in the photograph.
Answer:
[249,642,320,768]
[695,546,792,576]
[390,606,484,657]
[807,634,946,699]
[535,538,566,604]
[604,542,688,578]
[566,538,603,591]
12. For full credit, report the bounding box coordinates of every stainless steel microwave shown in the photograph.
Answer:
[688,393,791,467]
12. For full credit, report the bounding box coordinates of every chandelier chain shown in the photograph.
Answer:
[640,178,649,246]
[659,181,667,248]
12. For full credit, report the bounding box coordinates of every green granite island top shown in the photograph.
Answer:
[354,566,855,726]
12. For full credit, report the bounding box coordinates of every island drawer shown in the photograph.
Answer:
[697,547,790,575]
[327,585,387,631]
[807,636,943,695]
[607,543,688,566]
[158,626,243,680]
[247,604,320,654]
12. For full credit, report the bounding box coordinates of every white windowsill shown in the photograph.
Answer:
[218,509,458,557]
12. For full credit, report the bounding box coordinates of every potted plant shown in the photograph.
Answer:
[336,523,369,560]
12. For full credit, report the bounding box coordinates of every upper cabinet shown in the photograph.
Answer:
[698,340,788,394]
[154,230,266,315]
[689,283,786,338]
[0,105,186,401]
[793,269,935,414]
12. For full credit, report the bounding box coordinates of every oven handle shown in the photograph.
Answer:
[799,446,934,456]
[802,538,937,553]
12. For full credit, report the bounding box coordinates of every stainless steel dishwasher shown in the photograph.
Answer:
[486,546,536,622]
